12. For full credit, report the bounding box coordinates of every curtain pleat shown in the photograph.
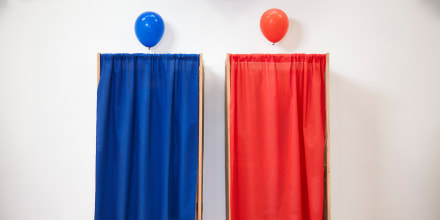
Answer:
[95,54,199,220]
[229,54,326,220]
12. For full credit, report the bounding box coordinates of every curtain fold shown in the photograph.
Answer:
[95,54,200,220]
[229,54,326,220]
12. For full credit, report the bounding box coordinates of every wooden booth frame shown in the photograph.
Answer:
[225,53,330,220]
[97,53,204,220]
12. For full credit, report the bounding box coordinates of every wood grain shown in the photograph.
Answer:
[97,53,101,87]
[197,54,204,220]
[225,54,231,220]
[324,53,331,220]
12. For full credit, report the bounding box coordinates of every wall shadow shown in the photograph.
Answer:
[423,0,440,11]
[278,18,302,52]
[330,73,387,219]
[152,21,174,54]
[202,66,226,220]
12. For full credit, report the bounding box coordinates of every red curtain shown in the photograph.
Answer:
[229,54,326,220]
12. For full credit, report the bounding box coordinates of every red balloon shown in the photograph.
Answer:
[260,9,289,43]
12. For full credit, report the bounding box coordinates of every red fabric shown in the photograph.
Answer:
[229,54,326,220]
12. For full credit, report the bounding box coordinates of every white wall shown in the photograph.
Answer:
[1,0,440,219]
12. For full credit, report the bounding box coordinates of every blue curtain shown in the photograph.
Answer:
[95,54,200,220]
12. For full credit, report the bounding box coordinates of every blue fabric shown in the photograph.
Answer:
[95,54,200,220]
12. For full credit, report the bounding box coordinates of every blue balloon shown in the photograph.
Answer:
[135,11,164,48]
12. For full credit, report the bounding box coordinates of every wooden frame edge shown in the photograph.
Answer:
[225,54,231,220]
[324,53,331,220]
[196,54,204,220]
[97,53,101,87]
